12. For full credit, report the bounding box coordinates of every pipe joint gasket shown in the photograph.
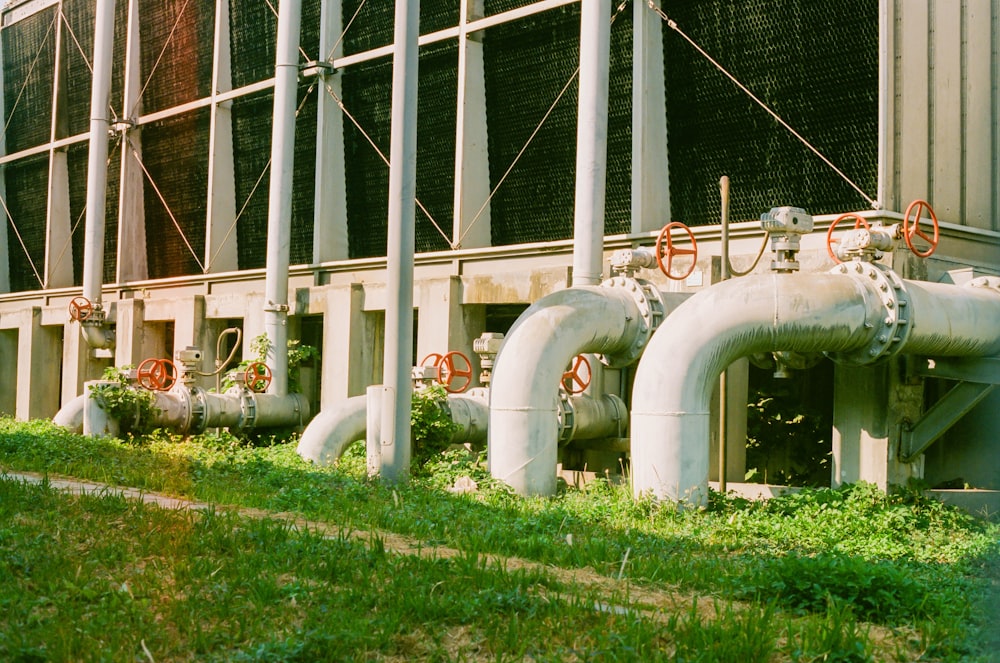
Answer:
[598,276,665,368]
[239,390,258,431]
[188,387,208,434]
[556,392,575,445]
[826,261,911,365]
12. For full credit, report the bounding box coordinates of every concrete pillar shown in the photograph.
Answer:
[452,0,491,249]
[44,10,72,288]
[17,308,62,419]
[0,28,9,294]
[0,328,16,415]
[61,321,98,402]
[708,358,749,483]
[416,276,480,388]
[321,284,372,406]
[631,0,670,232]
[114,298,148,368]
[832,361,924,489]
[313,0,349,263]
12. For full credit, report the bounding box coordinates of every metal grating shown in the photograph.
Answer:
[137,0,215,115]
[341,1,459,57]
[3,153,48,292]
[342,41,457,259]
[482,5,580,246]
[229,0,277,88]
[141,108,210,278]
[67,140,120,286]
[662,0,878,225]
[1,7,56,153]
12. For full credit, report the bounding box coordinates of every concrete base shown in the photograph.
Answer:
[924,489,1000,521]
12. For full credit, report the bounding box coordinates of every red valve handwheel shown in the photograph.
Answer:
[68,296,93,322]
[655,222,698,280]
[245,362,273,393]
[902,199,939,258]
[420,353,443,368]
[136,358,177,392]
[561,355,592,394]
[825,213,871,264]
[437,350,472,394]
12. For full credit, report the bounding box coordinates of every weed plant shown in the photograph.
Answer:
[0,417,997,661]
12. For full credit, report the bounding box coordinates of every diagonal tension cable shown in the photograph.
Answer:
[647,0,878,208]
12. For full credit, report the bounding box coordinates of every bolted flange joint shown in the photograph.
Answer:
[825,261,911,365]
[598,276,666,368]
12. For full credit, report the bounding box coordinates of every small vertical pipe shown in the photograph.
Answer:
[718,176,730,494]
[263,0,303,396]
[571,0,612,286]
[379,0,420,483]
[82,0,117,305]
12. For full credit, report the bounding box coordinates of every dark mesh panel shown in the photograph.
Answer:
[67,140,121,286]
[3,153,48,292]
[343,41,457,259]
[232,91,271,269]
[484,1,538,15]
[230,0,277,87]
[301,0,321,61]
[141,108,210,278]
[2,8,56,153]
[662,0,878,225]
[605,8,632,236]
[292,82,317,265]
[483,5,580,245]
[62,0,127,137]
[341,1,459,56]
[137,0,214,114]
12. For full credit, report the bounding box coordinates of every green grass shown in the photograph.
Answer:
[1,417,998,661]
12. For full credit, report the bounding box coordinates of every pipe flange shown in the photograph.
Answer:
[239,390,258,431]
[598,276,665,368]
[826,261,911,365]
[967,275,1000,295]
[556,392,575,446]
[188,387,208,434]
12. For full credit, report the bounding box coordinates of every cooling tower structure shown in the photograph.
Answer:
[1,0,998,509]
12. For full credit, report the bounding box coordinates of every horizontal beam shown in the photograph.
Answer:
[915,356,1000,384]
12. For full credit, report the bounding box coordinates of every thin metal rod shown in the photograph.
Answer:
[379,0,420,483]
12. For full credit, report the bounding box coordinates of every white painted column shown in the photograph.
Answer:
[0,27,8,294]
[313,0,349,263]
[205,0,238,273]
[117,0,147,283]
[45,6,73,288]
[380,0,420,482]
[572,0,612,287]
[18,308,61,419]
[452,0,491,249]
[631,0,670,232]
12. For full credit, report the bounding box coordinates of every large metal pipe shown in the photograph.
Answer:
[298,393,489,466]
[379,0,421,482]
[53,394,86,433]
[630,271,1000,506]
[82,0,116,307]
[262,0,303,396]
[488,285,680,496]
[571,0,612,287]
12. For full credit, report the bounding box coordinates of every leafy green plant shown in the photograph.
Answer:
[410,384,460,467]
[89,366,161,438]
[222,334,319,394]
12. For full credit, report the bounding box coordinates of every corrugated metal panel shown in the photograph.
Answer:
[892,0,999,231]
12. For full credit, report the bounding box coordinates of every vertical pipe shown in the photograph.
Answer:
[379,0,420,482]
[718,176,730,494]
[82,0,116,305]
[571,0,612,286]
[263,0,303,396]
[876,0,891,210]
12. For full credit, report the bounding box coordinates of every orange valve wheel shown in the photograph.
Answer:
[68,296,93,322]
[655,222,698,280]
[825,213,871,264]
[420,353,443,368]
[902,199,939,258]
[245,362,273,393]
[136,358,177,391]
[437,350,473,393]
[561,355,592,394]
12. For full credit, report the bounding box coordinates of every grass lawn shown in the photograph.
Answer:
[0,417,997,661]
